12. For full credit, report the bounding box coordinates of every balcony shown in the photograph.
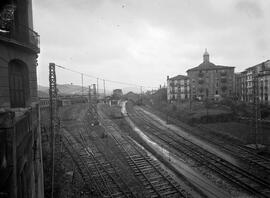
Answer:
[0,23,40,53]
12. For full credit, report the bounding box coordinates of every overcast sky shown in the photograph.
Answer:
[33,0,270,91]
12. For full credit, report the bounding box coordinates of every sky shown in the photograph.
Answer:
[33,0,270,91]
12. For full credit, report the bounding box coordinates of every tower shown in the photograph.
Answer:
[203,48,209,62]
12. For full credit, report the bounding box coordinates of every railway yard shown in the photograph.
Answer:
[52,101,270,198]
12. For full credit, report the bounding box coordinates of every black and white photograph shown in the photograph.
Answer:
[0,0,270,197]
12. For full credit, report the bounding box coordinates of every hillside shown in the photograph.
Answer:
[38,84,109,97]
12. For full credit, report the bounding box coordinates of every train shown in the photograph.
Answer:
[39,95,88,110]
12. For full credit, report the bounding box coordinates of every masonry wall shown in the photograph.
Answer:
[188,68,234,100]
[0,44,38,108]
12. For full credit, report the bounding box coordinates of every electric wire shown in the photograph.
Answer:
[55,64,159,90]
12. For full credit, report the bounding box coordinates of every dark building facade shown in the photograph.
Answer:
[0,1,44,198]
[187,50,235,100]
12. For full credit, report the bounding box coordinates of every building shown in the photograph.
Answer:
[234,73,242,100]
[187,50,235,100]
[112,89,123,99]
[167,75,190,102]
[237,60,270,104]
[0,1,44,198]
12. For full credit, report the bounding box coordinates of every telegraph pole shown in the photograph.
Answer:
[96,78,99,100]
[253,73,261,150]
[88,85,91,105]
[103,79,106,98]
[140,86,143,105]
[92,84,99,125]
[81,73,84,97]
[189,83,192,112]
[49,63,58,198]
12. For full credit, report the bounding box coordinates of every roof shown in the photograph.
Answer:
[168,75,189,80]
[187,61,234,72]
[246,60,270,71]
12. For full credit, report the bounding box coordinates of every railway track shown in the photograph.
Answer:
[142,105,270,176]
[62,134,102,197]
[62,125,135,197]
[127,104,270,198]
[98,107,192,198]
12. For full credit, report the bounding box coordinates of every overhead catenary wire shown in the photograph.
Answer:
[55,64,159,90]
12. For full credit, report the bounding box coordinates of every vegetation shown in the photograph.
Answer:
[140,89,270,148]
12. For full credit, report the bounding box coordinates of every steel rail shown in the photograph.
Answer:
[78,130,136,198]
[134,108,270,184]
[98,109,189,198]
[142,105,270,171]
[64,129,114,198]
[61,133,105,197]
[129,106,270,198]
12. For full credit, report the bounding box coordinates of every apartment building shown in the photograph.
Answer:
[237,60,270,104]
[187,50,235,100]
[167,75,190,102]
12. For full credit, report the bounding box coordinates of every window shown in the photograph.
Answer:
[8,60,29,108]
[0,1,16,32]
[198,71,204,77]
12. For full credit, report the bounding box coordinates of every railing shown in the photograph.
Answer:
[0,23,40,52]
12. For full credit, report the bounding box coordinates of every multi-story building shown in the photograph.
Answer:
[167,75,190,102]
[237,60,270,104]
[0,1,44,198]
[187,50,235,100]
[239,71,248,102]
[234,73,241,100]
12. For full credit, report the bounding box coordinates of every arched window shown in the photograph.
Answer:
[8,60,29,108]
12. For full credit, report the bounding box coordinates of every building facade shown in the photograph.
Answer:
[237,60,270,104]
[234,73,241,100]
[187,50,235,100]
[0,1,44,198]
[167,75,190,102]
[112,89,123,99]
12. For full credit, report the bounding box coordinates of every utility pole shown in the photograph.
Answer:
[88,85,91,105]
[189,81,192,112]
[103,79,106,98]
[140,86,143,105]
[206,88,209,123]
[96,78,99,101]
[49,63,58,198]
[92,84,99,125]
[81,73,84,97]
[253,72,261,150]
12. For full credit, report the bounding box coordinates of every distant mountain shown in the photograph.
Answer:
[57,84,82,95]
[38,84,111,98]
[38,90,49,98]
[38,85,49,93]
[121,87,141,94]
